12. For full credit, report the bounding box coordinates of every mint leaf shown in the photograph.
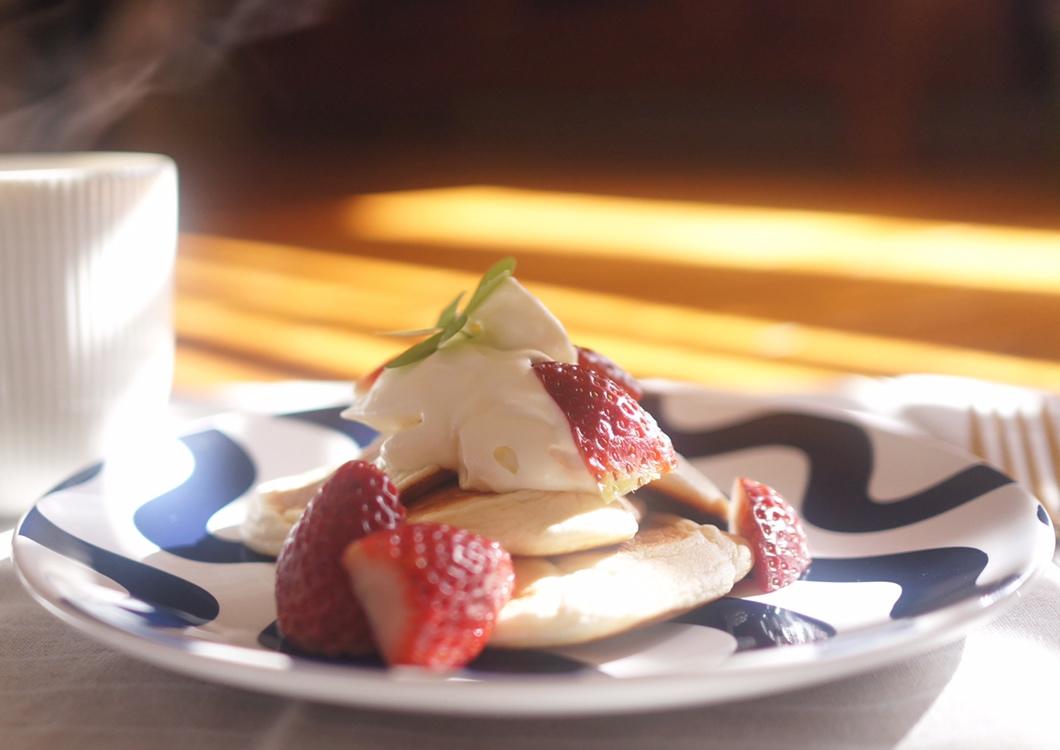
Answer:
[435,292,465,328]
[384,257,517,369]
[464,257,516,315]
[437,312,469,347]
[384,329,445,368]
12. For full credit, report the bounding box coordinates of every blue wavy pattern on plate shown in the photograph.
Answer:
[46,462,104,493]
[130,408,376,565]
[19,507,219,627]
[806,548,992,618]
[132,430,271,564]
[641,403,1013,533]
[638,399,1025,625]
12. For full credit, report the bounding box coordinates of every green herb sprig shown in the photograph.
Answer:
[383,257,516,369]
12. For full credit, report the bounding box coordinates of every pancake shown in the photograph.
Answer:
[406,486,640,557]
[638,454,730,522]
[241,462,629,557]
[490,513,753,649]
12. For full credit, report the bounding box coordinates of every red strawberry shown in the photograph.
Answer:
[533,361,676,498]
[343,523,514,669]
[275,460,405,655]
[729,478,811,592]
[576,346,643,401]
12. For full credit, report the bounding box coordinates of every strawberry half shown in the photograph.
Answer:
[274,460,405,655]
[534,361,675,498]
[343,523,514,669]
[729,477,811,592]
[576,346,643,401]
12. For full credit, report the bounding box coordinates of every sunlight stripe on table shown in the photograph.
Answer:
[339,186,1060,296]
[176,235,1060,391]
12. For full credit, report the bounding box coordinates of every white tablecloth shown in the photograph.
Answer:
[3,385,1058,749]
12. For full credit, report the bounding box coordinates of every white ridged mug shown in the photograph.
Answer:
[0,153,177,516]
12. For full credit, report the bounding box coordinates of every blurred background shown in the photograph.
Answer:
[3,0,1060,393]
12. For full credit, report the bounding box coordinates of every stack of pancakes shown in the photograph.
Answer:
[246,448,754,649]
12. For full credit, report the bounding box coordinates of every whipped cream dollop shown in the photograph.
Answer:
[343,277,596,494]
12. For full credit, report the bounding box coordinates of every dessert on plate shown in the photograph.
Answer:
[242,259,811,667]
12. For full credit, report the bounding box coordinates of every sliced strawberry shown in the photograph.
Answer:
[729,477,811,592]
[533,361,676,498]
[576,346,643,401]
[343,523,514,669]
[275,460,405,655]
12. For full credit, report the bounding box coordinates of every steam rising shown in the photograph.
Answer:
[0,0,330,150]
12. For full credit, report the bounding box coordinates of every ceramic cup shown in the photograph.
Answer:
[0,153,177,516]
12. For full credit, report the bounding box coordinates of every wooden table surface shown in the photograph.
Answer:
[173,183,1060,398]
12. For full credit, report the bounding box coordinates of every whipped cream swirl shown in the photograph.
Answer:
[343,277,597,495]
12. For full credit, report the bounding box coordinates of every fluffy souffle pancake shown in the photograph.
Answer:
[491,513,753,649]
[643,454,730,521]
[242,459,722,558]
[245,465,641,558]
[405,486,640,556]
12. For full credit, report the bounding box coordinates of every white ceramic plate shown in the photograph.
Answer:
[13,383,1054,716]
